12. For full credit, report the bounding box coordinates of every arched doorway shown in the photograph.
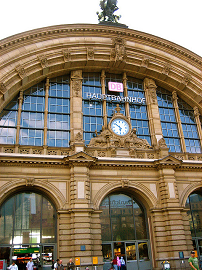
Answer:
[100,193,151,270]
[185,191,202,266]
[0,192,57,270]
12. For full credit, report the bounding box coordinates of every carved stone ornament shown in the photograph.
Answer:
[75,131,83,142]
[172,91,178,101]
[121,179,129,188]
[38,55,48,68]
[194,106,200,117]
[181,73,192,85]
[25,178,35,186]
[112,37,126,62]
[158,137,167,148]
[162,63,171,76]
[71,70,82,79]
[144,78,157,104]
[63,49,71,62]
[87,47,94,60]
[141,56,150,68]
[72,80,81,97]
[88,105,151,150]
[15,65,26,79]
[0,82,6,93]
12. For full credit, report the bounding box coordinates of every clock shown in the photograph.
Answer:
[111,118,129,136]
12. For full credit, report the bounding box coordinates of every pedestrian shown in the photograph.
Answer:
[67,259,74,270]
[188,251,199,270]
[9,261,18,270]
[54,259,60,270]
[58,260,65,270]
[120,257,126,270]
[112,256,118,270]
[26,258,34,270]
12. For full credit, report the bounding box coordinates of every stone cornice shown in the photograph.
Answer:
[0,24,201,66]
[0,154,202,170]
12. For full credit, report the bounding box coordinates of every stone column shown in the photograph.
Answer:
[144,78,162,148]
[172,91,186,153]
[70,70,84,152]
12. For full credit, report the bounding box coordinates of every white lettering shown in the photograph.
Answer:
[86,93,91,98]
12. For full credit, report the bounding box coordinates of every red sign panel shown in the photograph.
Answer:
[0,261,4,270]
[108,82,123,92]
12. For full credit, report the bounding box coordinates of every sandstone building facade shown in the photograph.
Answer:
[0,24,202,270]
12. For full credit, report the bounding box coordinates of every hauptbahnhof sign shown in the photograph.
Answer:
[85,82,146,105]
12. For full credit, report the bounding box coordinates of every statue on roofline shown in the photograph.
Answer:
[96,0,121,23]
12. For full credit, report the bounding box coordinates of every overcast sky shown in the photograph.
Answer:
[1,0,202,57]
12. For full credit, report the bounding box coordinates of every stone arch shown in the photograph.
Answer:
[0,24,202,113]
[0,177,67,210]
[93,181,158,211]
[180,182,202,207]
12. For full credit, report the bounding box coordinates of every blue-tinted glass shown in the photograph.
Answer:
[83,73,103,145]
[157,87,181,152]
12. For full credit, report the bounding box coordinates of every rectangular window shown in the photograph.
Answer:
[128,77,151,144]
[82,73,103,145]
[47,75,70,147]
[157,88,181,152]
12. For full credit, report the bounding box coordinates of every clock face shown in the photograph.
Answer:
[111,118,129,136]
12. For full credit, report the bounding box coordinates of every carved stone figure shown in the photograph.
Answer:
[97,0,121,23]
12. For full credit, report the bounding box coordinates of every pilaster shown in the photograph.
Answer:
[144,78,162,148]
[70,70,84,152]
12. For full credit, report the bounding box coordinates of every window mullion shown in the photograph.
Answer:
[172,91,186,153]
[101,70,107,128]
[194,106,202,150]
[15,91,23,145]
[43,77,50,147]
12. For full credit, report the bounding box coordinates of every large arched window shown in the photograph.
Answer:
[0,192,57,245]
[100,193,148,241]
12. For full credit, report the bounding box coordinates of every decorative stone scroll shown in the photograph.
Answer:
[63,49,71,62]
[162,63,171,76]
[75,131,83,142]
[87,47,95,60]
[141,56,150,68]
[25,178,35,186]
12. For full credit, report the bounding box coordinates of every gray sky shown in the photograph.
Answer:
[1,0,202,57]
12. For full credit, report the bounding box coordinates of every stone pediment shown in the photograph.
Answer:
[64,151,97,166]
[154,155,182,166]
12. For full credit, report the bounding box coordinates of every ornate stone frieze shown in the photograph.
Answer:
[15,65,26,79]
[72,80,81,97]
